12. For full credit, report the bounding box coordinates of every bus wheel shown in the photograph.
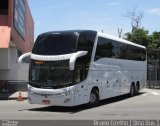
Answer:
[130,84,135,97]
[135,83,139,95]
[88,89,99,107]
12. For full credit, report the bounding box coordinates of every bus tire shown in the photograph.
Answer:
[135,83,139,95]
[88,89,99,107]
[130,84,135,97]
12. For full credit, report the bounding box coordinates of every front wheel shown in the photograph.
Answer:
[88,89,99,107]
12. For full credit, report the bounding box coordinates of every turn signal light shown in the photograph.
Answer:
[35,61,44,64]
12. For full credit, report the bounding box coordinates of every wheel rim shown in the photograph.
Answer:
[90,93,96,103]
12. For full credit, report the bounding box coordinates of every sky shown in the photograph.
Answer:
[28,0,160,40]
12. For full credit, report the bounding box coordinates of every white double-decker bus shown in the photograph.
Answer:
[19,30,147,107]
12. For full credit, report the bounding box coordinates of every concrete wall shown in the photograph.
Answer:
[0,48,10,70]
[0,47,29,81]
[0,47,18,80]
[17,63,29,81]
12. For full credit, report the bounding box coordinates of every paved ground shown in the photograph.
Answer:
[0,88,160,121]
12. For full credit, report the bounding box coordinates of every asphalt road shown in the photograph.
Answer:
[0,88,160,122]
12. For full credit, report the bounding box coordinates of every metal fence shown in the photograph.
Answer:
[147,68,160,89]
[147,49,160,89]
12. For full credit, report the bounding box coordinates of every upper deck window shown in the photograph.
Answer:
[32,33,78,55]
[95,37,146,61]
[0,0,8,15]
[32,31,97,56]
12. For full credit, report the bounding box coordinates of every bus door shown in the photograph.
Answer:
[74,63,88,105]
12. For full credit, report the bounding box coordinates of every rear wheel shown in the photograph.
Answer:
[130,84,136,97]
[88,89,99,107]
[135,83,139,95]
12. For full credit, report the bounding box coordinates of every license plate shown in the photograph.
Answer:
[42,100,50,104]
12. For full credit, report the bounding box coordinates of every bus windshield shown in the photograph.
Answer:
[32,33,78,55]
[29,60,73,89]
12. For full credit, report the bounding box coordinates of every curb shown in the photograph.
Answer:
[0,97,28,100]
[0,92,28,100]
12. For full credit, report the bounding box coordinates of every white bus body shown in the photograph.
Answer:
[19,30,147,107]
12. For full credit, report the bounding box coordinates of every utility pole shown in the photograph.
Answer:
[118,28,123,38]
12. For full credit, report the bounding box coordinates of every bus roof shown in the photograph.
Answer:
[36,30,146,49]
[38,30,96,36]
[98,32,146,49]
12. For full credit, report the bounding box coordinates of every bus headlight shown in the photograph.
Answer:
[57,90,74,96]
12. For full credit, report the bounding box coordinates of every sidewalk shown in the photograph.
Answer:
[0,91,28,100]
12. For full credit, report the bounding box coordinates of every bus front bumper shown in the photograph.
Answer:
[28,85,75,106]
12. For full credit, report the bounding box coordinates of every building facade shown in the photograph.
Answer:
[0,0,34,90]
[0,0,34,53]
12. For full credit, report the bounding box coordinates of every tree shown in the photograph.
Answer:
[124,28,149,46]
[124,7,160,49]
[125,7,144,32]
[148,32,160,49]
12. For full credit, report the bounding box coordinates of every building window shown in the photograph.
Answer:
[0,0,8,15]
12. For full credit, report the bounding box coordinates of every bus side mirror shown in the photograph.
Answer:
[18,52,31,63]
[69,51,88,70]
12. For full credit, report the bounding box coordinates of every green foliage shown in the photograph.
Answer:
[148,32,160,49]
[124,28,149,47]
[124,28,160,49]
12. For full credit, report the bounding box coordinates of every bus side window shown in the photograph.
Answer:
[95,37,117,61]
